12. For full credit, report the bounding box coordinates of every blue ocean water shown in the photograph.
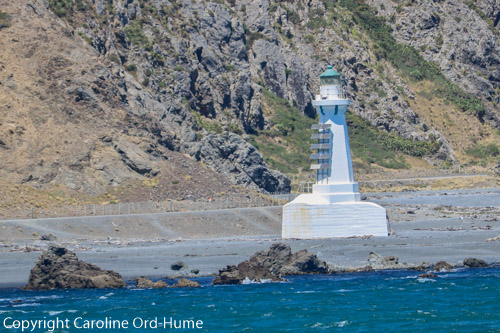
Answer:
[1,268,499,332]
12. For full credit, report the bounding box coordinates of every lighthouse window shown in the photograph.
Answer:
[320,77,340,86]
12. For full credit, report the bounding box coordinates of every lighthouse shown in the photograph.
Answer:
[282,66,388,238]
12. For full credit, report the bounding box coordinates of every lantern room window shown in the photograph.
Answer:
[320,76,340,86]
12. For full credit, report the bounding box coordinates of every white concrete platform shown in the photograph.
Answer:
[282,197,388,238]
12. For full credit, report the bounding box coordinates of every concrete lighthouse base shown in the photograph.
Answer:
[282,193,388,238]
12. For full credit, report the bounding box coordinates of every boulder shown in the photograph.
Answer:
[40,234,57,241]
[136,277,168,289]
[280,250,329,275]
[190,268,200,275]
[368,252,401,269]
[212,265,243,285]
[24,246,125,290]
[463,258,488,268]
[171,261,186,271]
[213,243,328,285]
[433,261,453,271]
[172,278,201,288]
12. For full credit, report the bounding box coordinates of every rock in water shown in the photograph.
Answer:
[213,243,328,285]
[23,246,125,290]
[173,278,201,288]
[280,249,329,275]
[418,272,437,278]
[433,261,453,272]
[463,258,488,268]
[212,265,243,285]
[136,277,168,289]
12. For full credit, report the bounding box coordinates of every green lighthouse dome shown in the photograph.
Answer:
[320,65,341,86]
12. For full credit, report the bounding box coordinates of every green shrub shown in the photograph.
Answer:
[125,63,137,72]
[227,123,243,135]
[191,111,222,134]
[76,0,89,11]
[0,10,9,29]
[465,143,500,159]
[124,21,149,46]
[245,31,267,48]
[346,112,439,169]
[49,0,73,17]
[158,81,167,88]
[304,34,315,43]
[151,52,165,66]
[250,88,317,174]
[108,54,121,64]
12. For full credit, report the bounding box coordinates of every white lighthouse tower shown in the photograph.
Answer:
[282,66,388,238]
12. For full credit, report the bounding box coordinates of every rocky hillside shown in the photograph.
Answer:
[0,0,498,203]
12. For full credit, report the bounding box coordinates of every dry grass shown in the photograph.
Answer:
[361,175,500,193]
[408,81,499,165]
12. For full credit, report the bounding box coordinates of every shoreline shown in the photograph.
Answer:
[1,188,499,289]
[2,264,500,290]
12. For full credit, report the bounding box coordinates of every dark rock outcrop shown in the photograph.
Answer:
[188,133,290,193]
[172,278,201,288]
[24,246,125,290]
[433,261,453,272]
[212,265,244,285]
[136,277,168,289]
[463,258,488,268]
[418,272,437,278]
[213,243,328,285]
[171,261,186,271]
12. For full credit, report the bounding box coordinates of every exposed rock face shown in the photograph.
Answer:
[213,243,328,285]
[2,0,497,197]
[172,278,201,288]
[189,133,290,192]
[433,261,453,272]
[493,161,500,176]
[136,277,168,289]
[367,0,500,128]
[24,246,125,290]
[463,257,489,268]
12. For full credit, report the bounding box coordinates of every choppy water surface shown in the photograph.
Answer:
[1,268,499,332]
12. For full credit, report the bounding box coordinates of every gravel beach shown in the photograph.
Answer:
[1,188,499,288]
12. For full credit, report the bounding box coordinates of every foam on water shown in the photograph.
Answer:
[0,268,498,332]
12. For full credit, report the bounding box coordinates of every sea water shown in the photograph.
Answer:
[1,268,499,332]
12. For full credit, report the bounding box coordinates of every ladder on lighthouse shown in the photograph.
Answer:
[310,123,332,184]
